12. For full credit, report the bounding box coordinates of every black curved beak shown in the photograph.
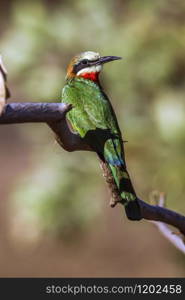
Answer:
[98,56,122,65]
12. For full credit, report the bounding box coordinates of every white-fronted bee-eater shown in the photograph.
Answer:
[62,51,141,220]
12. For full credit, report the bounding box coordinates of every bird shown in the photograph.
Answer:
[62,51,142,220]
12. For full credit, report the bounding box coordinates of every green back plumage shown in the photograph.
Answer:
[62,77,123,161]
[62,76,141,220]
[62,77,119,136]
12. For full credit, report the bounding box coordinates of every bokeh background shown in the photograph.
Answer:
[0,0,185,277]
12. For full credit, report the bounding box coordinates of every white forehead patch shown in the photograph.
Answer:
[79,51,100,61]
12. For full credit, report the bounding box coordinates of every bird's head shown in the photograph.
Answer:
[66,51,122,82]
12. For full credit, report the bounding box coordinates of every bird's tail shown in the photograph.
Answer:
[95,135,142,221]
[108,163,142,220]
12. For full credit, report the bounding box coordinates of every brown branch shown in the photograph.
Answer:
[0,102,71,123]
[101,159,185,241]
[0,102,91,152]
[138,198,185,235]
[0,101,185,241]
[0,57,184,253]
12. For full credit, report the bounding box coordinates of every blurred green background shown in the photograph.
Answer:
[0,0,185,277]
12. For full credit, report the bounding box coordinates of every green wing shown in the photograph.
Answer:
[62,77,141,219]
[62,77,124,165]
[62,78,119,136]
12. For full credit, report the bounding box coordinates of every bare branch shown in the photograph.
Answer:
[148,192,185,253]
[0,102,185,242]
[0,57,184,253]
[100,160,185,238]
[138,198,185,235]
[0,102,71,124]
[0,102,92,152]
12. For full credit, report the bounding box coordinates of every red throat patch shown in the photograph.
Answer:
[79,72,100,82]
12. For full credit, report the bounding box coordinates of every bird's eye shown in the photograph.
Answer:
[81,59,88,65]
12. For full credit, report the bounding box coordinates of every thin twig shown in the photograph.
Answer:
[148,192,185,253]
[0,55,9,115]
[152,221,185,253]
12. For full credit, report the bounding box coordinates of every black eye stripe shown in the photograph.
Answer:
[81,59,88,64]
[80,58,98,64]
[73,58,99,74]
